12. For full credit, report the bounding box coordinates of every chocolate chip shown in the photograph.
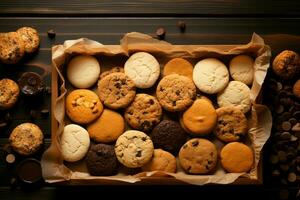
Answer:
[140,121,150,130]
[47,29,56,38]
[149,99,154,105]
[40,109,49,118]
[177,21,186,32]
[30,110,38,120]
[175,90,180,96]
[160,87,164,92]
[142,111,148,115]
[172,101,176,106]
[205,165,210,170]
[207,160,213,164]
[142,137,147,141]
[156,27,166,40]
[114,82,121,89]
[192,140,199,147]
[136,151,142,157]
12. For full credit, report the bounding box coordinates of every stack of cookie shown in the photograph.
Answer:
[61,52,256,176]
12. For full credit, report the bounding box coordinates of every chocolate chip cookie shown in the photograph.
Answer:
[17,27,40,53]
[100,67,124,80]
[156,74,196,112]
[214,106,248,143]
[98,72,136,109]
[125,94,162,132]
[115,130,154,168]
[179,138,218,174]
[0,32,25,64]
[150,120,187,155]
[0,78,20,110]
[86,144,118,176]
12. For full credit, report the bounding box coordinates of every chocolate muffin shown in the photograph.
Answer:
[85,144,118,176]
[18,72,44,96]
[150,120,187,155]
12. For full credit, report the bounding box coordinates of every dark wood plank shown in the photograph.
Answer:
[0,0,300,17]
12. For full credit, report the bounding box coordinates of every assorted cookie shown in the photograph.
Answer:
[163,58,193,80]
[16,27,40,54]
[0,78,20,110]
[125,94,162,132]
[229,55,254,85]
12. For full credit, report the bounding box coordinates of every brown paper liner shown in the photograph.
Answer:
[42,32,272,185]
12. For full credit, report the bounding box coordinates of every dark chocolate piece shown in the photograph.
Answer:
[47,29,56,38]
[18,72,44,96]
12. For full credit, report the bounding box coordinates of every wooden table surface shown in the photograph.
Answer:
[0,1,300,199]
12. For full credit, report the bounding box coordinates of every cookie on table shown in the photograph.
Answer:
[193,58,229,94]
[229,55,254,85]
[142,149,176,173]
[86,144,118,176]
[163,58,193,80]
[217,81,251,113]
[181,98,217,136]
[98,72,136,109]
[0,32,25,64]
[156,74,196,112]
[60,124,90,162]
[9,123,44,156]
[272,50,300,80]
[16,27,40,53]
[124,52,160,88]
[100,66,124,80]
[214,106,248,143]
[220,142,254,173]
[66,89,103,124]
[115,130,154,168]
[125,94,162,132]
[150,120,187,155]
[67,55,100,88]
[0,78,20,110]
[87,109,125,143]
[179,138,218,174]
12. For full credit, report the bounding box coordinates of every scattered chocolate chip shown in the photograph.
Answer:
[282,121,292,131]
[47,29,56,39]
[175,90,180,96]
[40,109,49,118]
[192,140,199,147]
[136,151,142,157]
[172,101,176,106]
[177,21,186,32]
[156,27,166,40]
[30,110,38,120]
[6,154,15,164]
[114,82,121,89]
[149,99,154,105]
[142,137,147,141]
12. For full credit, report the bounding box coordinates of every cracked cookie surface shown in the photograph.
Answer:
[0,78,20,110]
[115,130,154,168]
[156,74,196,112]
[66,89,103,124]
[214,106,248,143]
[98,72,136,109]
[125,94,162,132]
[179,138,217,174]
[17,27,40,53]
[0,32,25,64]
[60,124,90,162]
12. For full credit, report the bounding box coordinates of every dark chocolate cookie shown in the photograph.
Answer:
[150,120,187,155]
[85,144,118,176]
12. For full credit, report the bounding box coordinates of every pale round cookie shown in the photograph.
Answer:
[163,58,193,80]
[193,58,229,94]
[60,124,90,162]
[217,81,251,113]
[124,52,160,88]
[179,138,218,174]
[229,55,254,85]
[0,79,20,110]
[181,98,217,136]
[98,72,136,109]
[66,89,103,124]
[214,106,248,143]
[156,74,196,112]
[0,32,25,64]
[142,149,177,173]
[125,94,162,132]
[67,55,100,88]
[9,123,44,156]
[17,27,40,53]
[115,130,154,168]
[87,109,125,143]
[220,142,254,173]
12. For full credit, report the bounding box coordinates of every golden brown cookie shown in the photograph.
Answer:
[16,27,40,53]
[125,94,162,132]
[100,67,124,80]
[293,79,300,99]
[156,74,196,112]
[0,32,25,64]
[163,58,193,80]
[98,72,136,109]
[272,50,300,80]
[9,123,44,156]
[179,138,218,174]
[142,149,176,173]
[214,106,248,143]
[220,142,254,173]
[0,78,20,110]
[66,89,103,124]
[181,98,217,136]
[87,109,125,143]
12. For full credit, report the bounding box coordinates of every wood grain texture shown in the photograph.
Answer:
[0,0,300,16]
